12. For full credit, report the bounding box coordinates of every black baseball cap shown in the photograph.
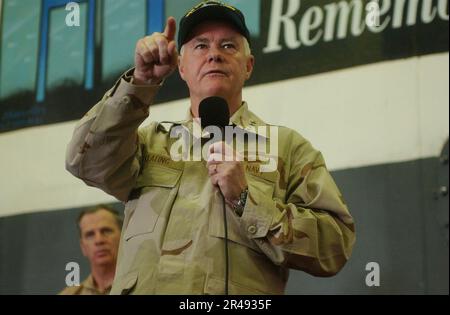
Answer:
[178,1,251,48]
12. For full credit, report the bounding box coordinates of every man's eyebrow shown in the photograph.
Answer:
[193,37,240,43]
[221,37,239,42]
[193,37,209,43]
[83,229,94,236]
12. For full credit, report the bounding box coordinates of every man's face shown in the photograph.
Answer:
[178,21,254,101]
[79,209,121,268]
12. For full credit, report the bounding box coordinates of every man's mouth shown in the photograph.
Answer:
[204,70,228,77]
[95,249,110,257]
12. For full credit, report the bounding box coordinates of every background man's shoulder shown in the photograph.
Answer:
[58,285,82,295]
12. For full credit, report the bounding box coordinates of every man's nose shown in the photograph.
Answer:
[207,47,224,63]
[94,232,106,244]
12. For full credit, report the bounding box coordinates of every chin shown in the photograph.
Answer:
[202,85,228,98]
[94,257,113,265]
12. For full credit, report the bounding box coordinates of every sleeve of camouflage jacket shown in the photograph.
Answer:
[241,132,356,277]
[65,69,160,202]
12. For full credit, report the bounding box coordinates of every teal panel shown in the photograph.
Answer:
[0,0,40,98]
[47,4,87,89]
[228,0,260,36]
[102,0,146,81]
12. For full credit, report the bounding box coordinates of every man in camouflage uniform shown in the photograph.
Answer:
[66,1,355,294]
[60,205,122,295]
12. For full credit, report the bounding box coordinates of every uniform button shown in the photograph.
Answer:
[122,96,131,104]
[247,225,257,235]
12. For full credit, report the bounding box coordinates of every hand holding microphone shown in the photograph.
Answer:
[199,97,248,207]
[207,142,247,208]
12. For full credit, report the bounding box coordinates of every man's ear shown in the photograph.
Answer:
[246,55,255,80]
[178,56,186,81]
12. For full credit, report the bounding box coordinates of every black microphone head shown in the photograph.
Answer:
[199,96,230,130]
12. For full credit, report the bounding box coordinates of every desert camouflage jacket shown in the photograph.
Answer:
[66,70,355,295]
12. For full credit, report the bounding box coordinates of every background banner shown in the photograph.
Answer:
[0,0,448,132]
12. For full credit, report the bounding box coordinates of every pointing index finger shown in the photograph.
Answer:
[163,17,177,42]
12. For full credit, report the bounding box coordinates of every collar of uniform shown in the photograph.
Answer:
[230,103,270,140]
[82,274,96,290]
[83,274,112,294]
[159,102,269,138]
[230,102,267,131]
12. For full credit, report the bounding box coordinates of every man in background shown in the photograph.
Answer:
[59,205,122,295]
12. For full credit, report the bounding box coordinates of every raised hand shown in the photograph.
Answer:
[134,17,178,84]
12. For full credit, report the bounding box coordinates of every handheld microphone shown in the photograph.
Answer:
[199,96,230,138]
[199,96,230,295]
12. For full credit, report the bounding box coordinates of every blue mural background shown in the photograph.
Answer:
[0,0,448,132]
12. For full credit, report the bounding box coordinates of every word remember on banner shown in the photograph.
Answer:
[263,0,448,53]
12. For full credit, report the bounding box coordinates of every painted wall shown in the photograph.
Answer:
[1,54,448,217]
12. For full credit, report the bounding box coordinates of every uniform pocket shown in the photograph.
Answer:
[207,206,261,253]
[124,165,182,241]
[207,171,278,251]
